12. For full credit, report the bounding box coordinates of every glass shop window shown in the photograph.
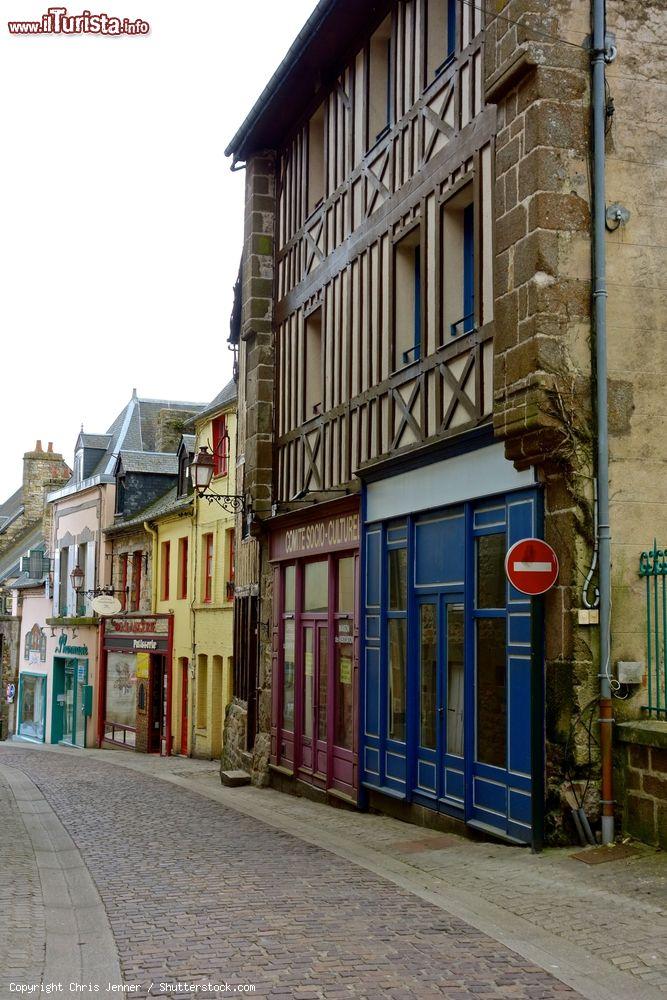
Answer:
[19,674,46,741]
[419,603,437,751]
[388,618,407,742]
[337,556,355,613]
[446,604,465,757]
[388,548,407,611]
[394,225,422,368]
[476,533,506,609]
[476,618,506,768]
[304,559,328,613]
[282,564,296,733]
[283,620,295,732]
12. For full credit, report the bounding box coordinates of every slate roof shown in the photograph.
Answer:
[116,451,179,476]
[79,433,111,450]
[0,486,24,533]
[55,393,206,497]
[12,574,46,591]
[181,434,196,453]
[104,486,193,535]
[184,380,237,429]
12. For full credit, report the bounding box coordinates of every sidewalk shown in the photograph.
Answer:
[4,741,667,999]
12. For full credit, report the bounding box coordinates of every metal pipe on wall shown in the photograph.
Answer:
[591,0,614,845]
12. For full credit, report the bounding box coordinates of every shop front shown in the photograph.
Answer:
[269,497,360,802]
[17,671,47,741]
[99,614,173,754]
[361,442,542,845]
[51,633,92,747]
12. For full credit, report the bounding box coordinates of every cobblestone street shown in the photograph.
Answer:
[1,744,666,999]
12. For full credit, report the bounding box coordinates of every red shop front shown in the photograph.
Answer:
[269,496,360,803]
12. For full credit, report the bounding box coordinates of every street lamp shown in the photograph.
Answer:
[190,445,215,493]
[189,445,248,517]
[69,565,85,592]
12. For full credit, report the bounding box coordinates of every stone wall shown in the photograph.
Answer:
[485,0,600,839]
[616,723,667,848]
[222,152,277,781]
[0,617,19,741]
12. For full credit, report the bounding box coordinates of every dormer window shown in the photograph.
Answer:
[115,475,126,514]
[74,449,84,482]
[178,449,192,498]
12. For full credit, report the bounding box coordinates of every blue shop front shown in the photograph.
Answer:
[361,441,543,845]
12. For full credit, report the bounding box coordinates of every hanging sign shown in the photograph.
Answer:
[92,594,122,616]
[505,538,559,596]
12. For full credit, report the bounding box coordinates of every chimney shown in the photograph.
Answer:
[47,442,53,453]
[35,440,43,452]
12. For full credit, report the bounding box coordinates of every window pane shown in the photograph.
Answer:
[446,605,464,757]
[477,533,506,608]
[282,620,295,732]
[318,627,328,742]
[388,618,407,742]
[388,548,407,611]
[476,618,506,768]
[19,675,45,741]
[304,560,328,612]
[105,652,136,729]
[335,621,354,749]
[303,628,313,740]
[337,557,355,613]
[420,604,437,750]
[284,564,296,613]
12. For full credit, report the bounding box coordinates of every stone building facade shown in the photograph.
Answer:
[224,0,665,844]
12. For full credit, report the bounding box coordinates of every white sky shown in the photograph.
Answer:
[0,0,318,499]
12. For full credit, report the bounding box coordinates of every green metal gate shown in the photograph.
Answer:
[640,541,667,716]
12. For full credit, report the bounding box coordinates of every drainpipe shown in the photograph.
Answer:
[143,521,158,613]
[591,0,614,845]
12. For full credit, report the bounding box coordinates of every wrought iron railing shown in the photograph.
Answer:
[639,540,667,716]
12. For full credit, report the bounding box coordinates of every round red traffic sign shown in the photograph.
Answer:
[505,538,559,596]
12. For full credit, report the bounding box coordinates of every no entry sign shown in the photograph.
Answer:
[505,538,559,596]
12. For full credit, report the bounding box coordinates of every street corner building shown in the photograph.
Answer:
[223,0,667,846]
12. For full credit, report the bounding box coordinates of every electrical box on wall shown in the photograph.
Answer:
[578,609,600,625]
[617,661,644,685]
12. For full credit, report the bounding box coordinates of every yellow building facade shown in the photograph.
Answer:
[153,382,238,760]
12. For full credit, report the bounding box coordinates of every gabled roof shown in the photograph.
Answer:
[186,380,237,429]
[179,434,196,455]
[52,392,206,500]
[115,451,179,476]
[225,0,391,162]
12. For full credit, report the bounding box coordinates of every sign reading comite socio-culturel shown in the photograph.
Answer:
[271,508,360,561]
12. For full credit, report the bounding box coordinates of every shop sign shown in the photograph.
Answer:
[271,509,360,560]
[57,633,89,658]
[104,615,170,653]
[6,683,15,703]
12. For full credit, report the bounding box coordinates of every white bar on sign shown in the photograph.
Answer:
[514,561,552,572]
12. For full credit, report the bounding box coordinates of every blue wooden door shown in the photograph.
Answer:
[467,491,537,844]
[414,595,465,810]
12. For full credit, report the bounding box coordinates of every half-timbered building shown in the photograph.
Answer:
[226,0,667,847]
